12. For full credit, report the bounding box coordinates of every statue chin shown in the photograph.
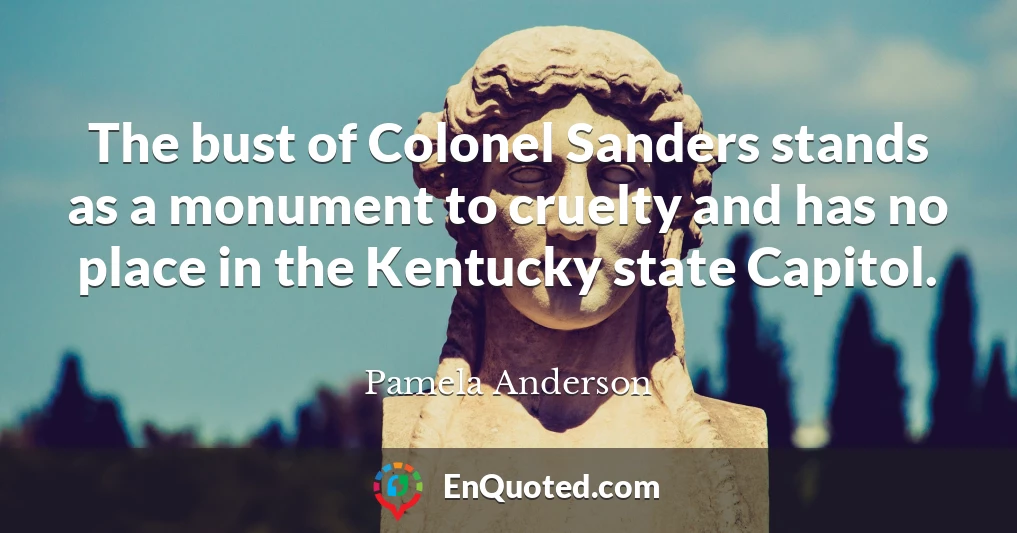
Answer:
[500,282,632,332]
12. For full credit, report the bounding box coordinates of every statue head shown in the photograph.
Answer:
[413,26,718,332]
[409,25,728,431]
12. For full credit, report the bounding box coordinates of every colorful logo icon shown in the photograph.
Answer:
[375,462,423,520]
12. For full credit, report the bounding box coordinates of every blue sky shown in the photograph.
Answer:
[2,0,1016,442]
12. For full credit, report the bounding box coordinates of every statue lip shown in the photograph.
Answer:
[535,253,600,281]
[562,265,585,281]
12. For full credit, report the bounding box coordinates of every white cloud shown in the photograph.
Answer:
[697,31,836,88]
[835,40,976,112]
[0,78,190,141]
[989,49,1017,93]
[975,0,1017,97]
[976,0,1017,44]
[0,174,99,206]
[698,27,976,114]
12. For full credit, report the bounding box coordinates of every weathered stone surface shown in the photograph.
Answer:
[384,395,766,449]
[381,26,769,532]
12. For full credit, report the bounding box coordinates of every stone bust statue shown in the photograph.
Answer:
[384,25,766,450]
[381,25,768,532]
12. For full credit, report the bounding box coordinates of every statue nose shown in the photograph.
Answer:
[547,216,597,241]
[546,163,597,241]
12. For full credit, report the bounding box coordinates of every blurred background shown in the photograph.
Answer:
[1,0,1016,530]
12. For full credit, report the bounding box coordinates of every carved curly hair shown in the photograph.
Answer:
[406,26,749,531]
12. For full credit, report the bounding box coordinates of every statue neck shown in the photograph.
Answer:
[477,288,643,431]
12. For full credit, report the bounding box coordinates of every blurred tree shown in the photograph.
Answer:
[251,419,287,449]
[927,255,978,447]
[694,369,713,398]
[295,387,344,448]
[0,410,39,448]
[977,341,1015,446]
[255,382,381,449]
[722,232,795,448]
[32,352,130,448]
[828,292,908,447]
[0,427,24,448]
[343,381,383,449]
[142,422,198,448]
[92,399,130,447]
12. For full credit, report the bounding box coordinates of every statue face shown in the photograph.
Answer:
[478,94,659,330]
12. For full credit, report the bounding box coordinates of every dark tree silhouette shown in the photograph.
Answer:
[251,419,287,449]
[828,292,908,447]
[142,422,197,448]
[257,382,381,449]
[722,232,795,447]
[694,369,714,398]
[926,255,978,447]
[977,341,1015,446]
[0,425,29,448]
[343,381,383,449]
[91,399,131,447]
[32,352,130,448]
[295,387,344,448]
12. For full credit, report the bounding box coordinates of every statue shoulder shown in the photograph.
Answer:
[382,395,428,448]
[694,394,769,448]
[382,394,770,448]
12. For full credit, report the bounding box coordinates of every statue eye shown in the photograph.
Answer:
[601,165,639,184]
[508,165,548,184]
